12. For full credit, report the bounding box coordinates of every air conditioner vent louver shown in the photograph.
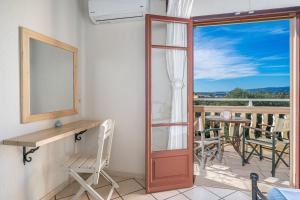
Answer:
[88,0,149,24]
[96,15,144,22]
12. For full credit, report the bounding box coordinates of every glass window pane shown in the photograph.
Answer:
[151,48,188,124]
[152,21,187,47]
[152,126,187,152]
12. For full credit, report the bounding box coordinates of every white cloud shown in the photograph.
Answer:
[260,55,285,61]
[269,27,289,35]
[217,25,288,35]
[261,65,288,69]
[194,37,258,80]
[256,73,290,77]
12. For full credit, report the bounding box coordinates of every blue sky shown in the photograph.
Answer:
[193,19,290,92]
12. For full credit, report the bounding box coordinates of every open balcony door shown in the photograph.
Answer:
[146,14,193,193]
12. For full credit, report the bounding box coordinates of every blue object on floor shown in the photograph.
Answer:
[268,188,287,200]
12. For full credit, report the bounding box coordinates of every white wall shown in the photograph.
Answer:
[82,0,300,177]
[81,0,167,177]
[0,0,84,199]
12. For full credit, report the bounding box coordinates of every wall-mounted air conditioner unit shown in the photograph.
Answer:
[88,0,149,24]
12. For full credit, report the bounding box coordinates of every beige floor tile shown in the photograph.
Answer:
[58,193,89,200]
[111,175,131,182]
[152,189,180,200]
[92,176,111,189]
[204,187,236,198]
[183,187,219,200]
[56,182,80,199]
[80,173,91,179]
[115,179,143,196]
[195,145,290,191]
[241,191,252,197]
[88,185,120,200]
[263,177,281,183]
[122,189,156,200]
[134,178,145,188]
[281,180,290,186]
[177,185,196,193]
[167,194,190,200]
[223,191,251,200]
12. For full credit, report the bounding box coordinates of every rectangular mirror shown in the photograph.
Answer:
[20,27,78,123]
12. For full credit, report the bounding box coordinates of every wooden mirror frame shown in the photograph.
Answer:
[20,27,79,123]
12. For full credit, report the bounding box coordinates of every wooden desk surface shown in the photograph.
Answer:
[3,120,101,147]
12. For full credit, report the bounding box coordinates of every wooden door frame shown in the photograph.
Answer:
[293,12,300,188]
[192,6,300,188]
[145,14,194,193]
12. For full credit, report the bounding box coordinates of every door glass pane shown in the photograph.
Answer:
[151,48,187,124]
[152,21,187,47]
[152,126,188,152]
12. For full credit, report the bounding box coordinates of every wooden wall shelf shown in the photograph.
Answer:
[3,120,101,165]
[3,120,100,147]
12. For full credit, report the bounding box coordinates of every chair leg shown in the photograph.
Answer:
[274,144,289,168]
[69,169,104,200]
[259,145,263,160]
[101,170,119,188]
[242,131,245,166]
[271,139,276,177]
[201,143,206,169]
[100,170,120,200]
[245,144,259,163]
[217,138,222,161]
[194,145,201,166]
[73,174,94,200]
[288,144,290,167]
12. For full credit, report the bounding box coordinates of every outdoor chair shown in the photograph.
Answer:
[65,119,119,200]
[194,116,222,168]
[242,118,290,177]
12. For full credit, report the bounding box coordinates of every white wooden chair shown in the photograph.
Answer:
[66,119,119,200]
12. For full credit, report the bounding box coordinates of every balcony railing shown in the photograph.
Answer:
[194,98,290,107]
[193,98,290,137]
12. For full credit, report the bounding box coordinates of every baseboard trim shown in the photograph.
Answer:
[40,180,70,200]
[106,169,145,179]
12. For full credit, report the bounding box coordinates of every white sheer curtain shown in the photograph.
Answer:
[166,0,194,150]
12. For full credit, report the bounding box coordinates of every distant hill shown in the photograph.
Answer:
[196,86,290,97]
[197,91,227,97]
[246,86,289,94]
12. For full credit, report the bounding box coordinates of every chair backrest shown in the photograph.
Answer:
[94,119,115,182]
[272,118,289,140]
[198,116,204,132]
[194,116,216,139]
[272,118,289,132]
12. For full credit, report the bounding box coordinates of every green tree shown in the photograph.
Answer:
[226,88,251,98]
[194,88,289,107]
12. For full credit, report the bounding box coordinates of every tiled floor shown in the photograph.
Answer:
[54,145,289,200]
[54,175,252,200]
[194,145,290,193]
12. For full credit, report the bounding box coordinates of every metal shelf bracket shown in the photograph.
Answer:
[75,130,87,142]
[23,146,40,165]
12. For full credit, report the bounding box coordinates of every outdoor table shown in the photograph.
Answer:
[205,115,251,159]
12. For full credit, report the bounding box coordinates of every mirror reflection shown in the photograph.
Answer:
[30,38,74,114]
